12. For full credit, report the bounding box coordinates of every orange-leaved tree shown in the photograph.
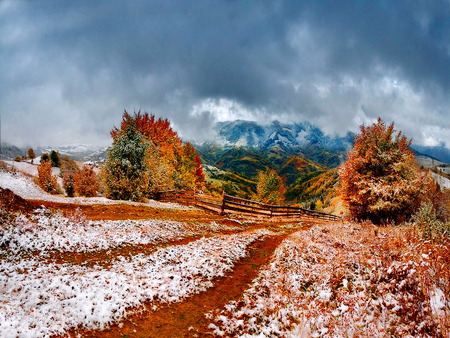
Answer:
[255,169,286,204]
[37,160,60,194]
[175,142,206,191]
[103,110,205,201]
[74,165,99,197]
[338,118,422,224]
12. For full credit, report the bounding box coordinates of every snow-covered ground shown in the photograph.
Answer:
[209,223,449,337]
[0,207,238,254]
[0,208,272,337]
[0,170,191,209]
[431,172,450,189]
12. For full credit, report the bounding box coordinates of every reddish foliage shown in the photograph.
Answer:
[106,111,205,199]
[74,165,99,197]
[37,160,59,194]
[338,118,422,224]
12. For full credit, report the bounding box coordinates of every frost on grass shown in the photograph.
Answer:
[0,207,236,254]
[0,229,270,337]
[209,223,450,337]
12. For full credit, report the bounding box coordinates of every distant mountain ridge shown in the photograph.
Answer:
[214,120,354,153]
[38,144,108,162]
[193,120,355,170]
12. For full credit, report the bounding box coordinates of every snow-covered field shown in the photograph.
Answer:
[0,208,271,337]
[0,170,191,209]
[0,207,238,254]
[209,223,450,337]
[1,167,449,337]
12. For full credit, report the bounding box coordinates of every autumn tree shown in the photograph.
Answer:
[176,142,206,191]
[37,160,60,194]
[60,156,79,197]
[27,148,36,164]
[255,169,286,204]
[103,110,205,200]
[62,170,76,197]
[338,118,422,224]
[74,165,99,197]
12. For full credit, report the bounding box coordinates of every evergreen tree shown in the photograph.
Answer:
[338,118,422,224]
[103,123,151,201]
[41,153,50,163]
[50,150,61,167]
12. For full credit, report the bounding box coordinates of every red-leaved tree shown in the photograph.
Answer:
[103,111,205,200]
[338,118,422,224]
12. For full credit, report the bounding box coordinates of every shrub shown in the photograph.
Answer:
[412,202,450,241]
[14,156,21,162]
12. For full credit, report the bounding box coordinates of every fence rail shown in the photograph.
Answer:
[156,190,341,222]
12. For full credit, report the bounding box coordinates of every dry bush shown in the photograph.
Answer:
[210,222,449,337]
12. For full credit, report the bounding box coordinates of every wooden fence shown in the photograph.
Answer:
[156,190,341,222]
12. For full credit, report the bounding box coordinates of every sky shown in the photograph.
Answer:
[1,0,450,149]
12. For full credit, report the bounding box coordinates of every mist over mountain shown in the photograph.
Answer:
[0,143,24,160]
[194,120,354,170]
[214,120,354,153]
[37,144,108,162]
[412,144,450,163]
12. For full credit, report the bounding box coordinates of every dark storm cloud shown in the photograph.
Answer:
[1,0,450,147]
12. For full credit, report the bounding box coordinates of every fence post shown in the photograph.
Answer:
[220,191,226,216]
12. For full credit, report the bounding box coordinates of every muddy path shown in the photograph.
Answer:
[61,225,309,338]
[3,189,316,337]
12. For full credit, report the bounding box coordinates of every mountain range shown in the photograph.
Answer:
[194,120,353,202]
[2,120,450,205]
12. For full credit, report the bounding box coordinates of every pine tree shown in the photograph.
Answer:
[50,150,61,167]
[338,118,422,224]
[103,122,151,201]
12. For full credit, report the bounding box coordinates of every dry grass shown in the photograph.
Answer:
[210,222,450,337]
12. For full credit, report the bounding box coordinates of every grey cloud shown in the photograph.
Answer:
[1,0,450,148]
